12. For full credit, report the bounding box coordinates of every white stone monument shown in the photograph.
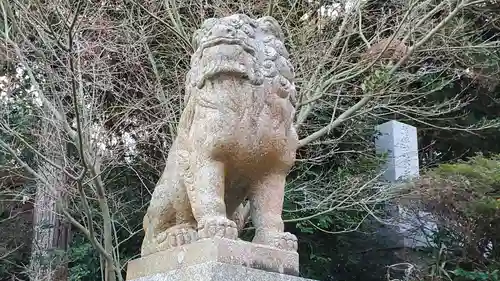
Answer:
[374,120,437,248]
[374,120,419,182]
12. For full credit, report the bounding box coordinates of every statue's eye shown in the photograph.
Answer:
[241,24,255,38]
[248,19,258,29]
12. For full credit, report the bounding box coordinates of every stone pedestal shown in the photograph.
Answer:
[126,238,314,281]
[126,262,315,281]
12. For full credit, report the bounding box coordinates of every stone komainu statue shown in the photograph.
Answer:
[141,14,299,256]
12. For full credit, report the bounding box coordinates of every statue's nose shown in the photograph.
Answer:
[208,24,237,38]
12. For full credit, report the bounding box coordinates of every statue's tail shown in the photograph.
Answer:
[232,202,251,234]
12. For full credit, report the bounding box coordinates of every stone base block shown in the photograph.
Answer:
[126,238,299,281]
[127,262,315,281]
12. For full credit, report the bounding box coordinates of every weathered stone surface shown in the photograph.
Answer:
[140,13,299,258]
[126,238,299,280]
[127,262,314,281]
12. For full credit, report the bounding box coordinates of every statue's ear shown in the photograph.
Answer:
[191,30,201,51]
[192,18,218,50]
[257,16,284,41]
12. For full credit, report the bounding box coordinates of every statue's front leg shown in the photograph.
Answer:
[186,153,238,240]
[250,172,298,252]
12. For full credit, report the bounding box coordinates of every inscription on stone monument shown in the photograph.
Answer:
[374,120,419,182]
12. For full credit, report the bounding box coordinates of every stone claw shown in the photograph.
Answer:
[253,230,298,252]
[156,225,198,250]
[197,216,238,240]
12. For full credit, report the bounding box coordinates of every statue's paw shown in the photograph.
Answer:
[197,216,238,240]
[253,230,298,252]
[156,225,198,250]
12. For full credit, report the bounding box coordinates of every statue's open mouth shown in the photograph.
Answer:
[195,37,262,88]
[200,38,256,57]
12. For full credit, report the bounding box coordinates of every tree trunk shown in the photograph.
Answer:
[29,121,70,281]
[102,199,116,281]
